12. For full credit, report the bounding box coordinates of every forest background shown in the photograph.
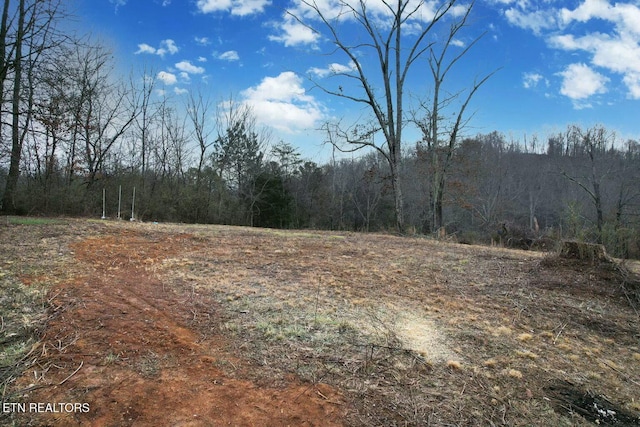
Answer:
[1,0,639,259]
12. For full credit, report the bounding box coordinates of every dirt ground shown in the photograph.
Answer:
[1,218,639,426]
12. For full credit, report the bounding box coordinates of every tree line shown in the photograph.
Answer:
[1,0,639,258]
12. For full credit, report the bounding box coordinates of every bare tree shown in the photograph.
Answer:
[293,0,472,232]
[132,66,157,180]
[1,0,66,212]
[185,88,215,189]
[63,41,140,189]
[561,125,613,243]
[414,4,497,234]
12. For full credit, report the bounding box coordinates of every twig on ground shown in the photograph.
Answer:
[47,290,62,305]
[553,323,567,344]
[58,361,83,386]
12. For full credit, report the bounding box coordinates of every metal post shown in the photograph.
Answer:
[117,185,122,220]
[101,188,106,219]
[130,186,136,221]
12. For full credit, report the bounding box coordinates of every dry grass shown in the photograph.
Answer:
[2,219,640,426]
[153,222,640,426]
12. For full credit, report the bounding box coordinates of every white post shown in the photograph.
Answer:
[130,186,136,221]
[117,185,122,220]
[101,188,106,219]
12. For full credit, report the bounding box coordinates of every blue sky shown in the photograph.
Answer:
[72,0,640,161]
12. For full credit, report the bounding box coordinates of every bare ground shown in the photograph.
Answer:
[1,218,639,426]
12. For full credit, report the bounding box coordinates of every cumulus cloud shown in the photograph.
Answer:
[501,0,640,100]
[240,72,323,133]
[135,39,178,57]
[158,39,179,56]
[218,50,240,61]
[558,63,609,103]
[157,71,177,85]
[548,20,640,99]
[174,87,189,95]
[268,16,319,47]
[175,60,205,74]
[196,0,271,16]
[135,43,157,55]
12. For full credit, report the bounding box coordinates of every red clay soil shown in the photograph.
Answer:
[19,228,345,426]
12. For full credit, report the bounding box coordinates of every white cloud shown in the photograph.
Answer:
[523,72,545,89]
[197,56,207,62]
[135,43,156,55]
[308,61,356,78]
[110,0,127,12]
[268,16,319,47]
[174,87,189,95]
[548,9,640,99]
[502,0,640,100]
[558,63,609,102]
[156,39,179,57]
[196,0,271,16]
[240,72,323,133]
[157,71,178,85]
[135,39,178,57]
[219,50,240,61]
[196,0,231,13]
[195,36,211,46]
[175,60,205,74]
[504,8,559,35]
[269,0,471,47]
[623,72,640,99]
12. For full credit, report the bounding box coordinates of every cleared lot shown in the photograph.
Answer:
[1,219,639,426]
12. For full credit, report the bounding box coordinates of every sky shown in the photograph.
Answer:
[71,0,640,161]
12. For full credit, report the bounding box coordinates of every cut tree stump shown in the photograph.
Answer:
[559,240,610,263]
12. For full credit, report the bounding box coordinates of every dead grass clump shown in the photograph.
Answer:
[517,333,534,342]
[506,369,523,379]
[515,350,539,360]
[446,360,462,370]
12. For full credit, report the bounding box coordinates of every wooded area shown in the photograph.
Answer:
[1,0,639,258]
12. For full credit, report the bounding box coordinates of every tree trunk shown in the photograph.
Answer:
[390,157,404,233]
[434,173,445,232]
[2,0,25,213]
